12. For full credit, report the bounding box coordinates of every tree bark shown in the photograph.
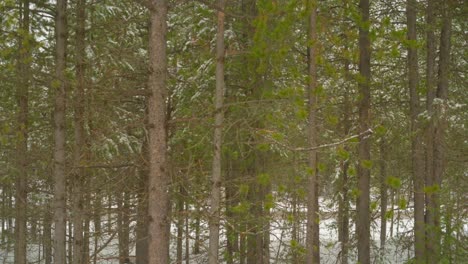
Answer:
[429,3,452,262]
[117,191,130,264]
[14,1,30,263]
[53,0,68,263]
[357,0,371,263]
[306,1,320,263]
[176,185,184,264]
[208,0,226,263]
[72,0,86,263]
[338,15,351,263]
[43,205,52,264]
[424,0,436,260]
[136,112,149,264]
[379,139,388,260]
[406,1,426,262]
[147,0,170,263]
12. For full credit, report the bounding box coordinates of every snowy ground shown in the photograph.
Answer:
[0,203,417,264]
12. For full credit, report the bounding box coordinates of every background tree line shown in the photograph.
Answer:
[0,0,466,263]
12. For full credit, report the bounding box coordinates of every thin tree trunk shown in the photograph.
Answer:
[83,198,90,264]
[53,0,68,263]
[379,139,388,260]
[193,205,201,255]
[338,21,351,263]
[118,191,130,264]
[185,196,190,264]
[406,1,426,262]
[44,205,52,264]
[306,1,320,263]
[147,0,170,262]
[135,136,148,264]
[357,0,371,263]
[68,219,73,264]
[176,185,184,264]
[14,1,30,263]
[72,0,86,263]
[208,1,226,262]
[424,0,436,260]
[225,160,239,264]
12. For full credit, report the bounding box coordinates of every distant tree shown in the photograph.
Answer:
[53,0,68,263]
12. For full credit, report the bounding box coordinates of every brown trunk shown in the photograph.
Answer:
[225,160,239,264]
[306,1,320,263]
[14,1,30,263]
[208,0,226,262]
[406,1,426,262]
[136,135,148,264]
[147,0,170,262]
[193,205,201,255]
[379,139,388,260]
[53,0,68,263]
[424,0,436,260]
[135,113,148,264]
[93,192,102,264]
[118,191,130,264]
[429,3,452,262]
[44,205,52,264]
[357,0,371,263]
[338,15,351,263]
[72,0,86,263]
[176,185,184,264]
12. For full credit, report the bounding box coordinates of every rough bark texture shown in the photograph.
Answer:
[208,0,226,262]
[406,1,426,262]
[53,0,68,263]
[147,0,170,263]
[306,1,320,263]
[357,0,371,263]
[14,1,30,263]
[72,0,86,263]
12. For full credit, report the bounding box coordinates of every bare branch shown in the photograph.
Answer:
[258,128,374,152]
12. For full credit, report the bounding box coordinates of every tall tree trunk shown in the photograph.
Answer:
[338,18,351,263]
[429,3,452,263]
[208,0,226,263]
[306,1,320,263]
[379,139,388,260]
[424,0,437,260]
[14,1,30,263]
[147,0,170,263]
[406,1,426,262]
[357,0,371,263]
[72,0,86,263]
[53,0,68,263]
